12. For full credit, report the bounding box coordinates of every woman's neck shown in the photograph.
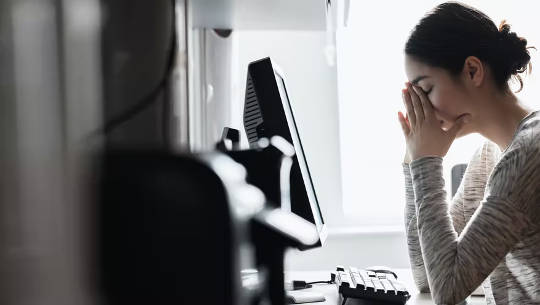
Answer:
[475,92,532,153]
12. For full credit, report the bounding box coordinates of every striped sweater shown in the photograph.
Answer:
[403,110,540,305]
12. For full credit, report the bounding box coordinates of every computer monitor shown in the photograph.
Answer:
[243,57,327,250]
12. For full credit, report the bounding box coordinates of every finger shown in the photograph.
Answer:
[412,85,435,119]
[402,89,416,128]
[398,111,410,136]
[447,114,471,139]
[407,83,424,124]
[402,112,411,128]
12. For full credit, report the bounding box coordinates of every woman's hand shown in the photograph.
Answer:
[399,112,412,164]
[397,83,470,162]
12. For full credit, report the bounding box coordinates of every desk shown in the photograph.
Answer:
[285,269,486,305]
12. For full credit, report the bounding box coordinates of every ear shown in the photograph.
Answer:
[462,56,484,87]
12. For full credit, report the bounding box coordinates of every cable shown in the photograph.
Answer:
[306,280,334,286]
[341,297,348,305]
[290,279,334,290]
[97,0,177,137]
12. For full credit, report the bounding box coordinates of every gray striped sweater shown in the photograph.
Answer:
[403,110,540,305]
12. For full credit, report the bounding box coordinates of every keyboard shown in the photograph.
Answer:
[332,266,410,304]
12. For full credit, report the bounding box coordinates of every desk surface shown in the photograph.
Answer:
[285,269,486,305]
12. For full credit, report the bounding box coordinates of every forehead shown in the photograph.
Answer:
[404,55,438,83]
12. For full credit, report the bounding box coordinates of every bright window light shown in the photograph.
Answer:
[337,0,540,226]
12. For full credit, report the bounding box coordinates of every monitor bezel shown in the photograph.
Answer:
[271,64,328,246]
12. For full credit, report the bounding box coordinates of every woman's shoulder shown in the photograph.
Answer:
[505,110,540,157]
[487,112,540,205]
[469,111,540,183]
[480,140,501,159]
[469,139,500,168]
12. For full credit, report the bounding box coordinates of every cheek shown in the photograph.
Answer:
[429,96,448,119]
[429,92,456,128]
[430,91,449,112]
[431,90,460,117]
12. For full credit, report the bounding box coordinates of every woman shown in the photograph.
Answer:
[399,2,540,305]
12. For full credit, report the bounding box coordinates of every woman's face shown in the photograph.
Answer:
[404,55,473,137]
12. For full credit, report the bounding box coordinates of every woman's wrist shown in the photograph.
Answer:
[404,153,411,164]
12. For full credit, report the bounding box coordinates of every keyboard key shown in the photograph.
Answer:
[376,273,387,280]
[359,270,376,290]
[359,270,370,281]
[381,279,396,295]
[350,271,365,289]
[372,278,385,292]
[364,278,375,291]
[338,271,354,288]
[346,268,358,287]
[391,280,408,296]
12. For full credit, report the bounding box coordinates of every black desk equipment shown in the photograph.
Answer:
[333,266,410,304]
[242,57,328,249]
[98,56,333,305]
[98,150,318,305]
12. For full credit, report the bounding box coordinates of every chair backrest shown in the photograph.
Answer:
[451,163,468,197]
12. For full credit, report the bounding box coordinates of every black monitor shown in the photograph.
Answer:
[243,57,327,249]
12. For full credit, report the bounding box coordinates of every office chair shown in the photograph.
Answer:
[451,163,468,197]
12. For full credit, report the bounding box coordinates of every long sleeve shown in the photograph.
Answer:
[403,163,467,293]
[409,145,540,305]
[403,141,500,294]
[403,163,431,293]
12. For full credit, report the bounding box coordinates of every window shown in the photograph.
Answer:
[337,0,540,226]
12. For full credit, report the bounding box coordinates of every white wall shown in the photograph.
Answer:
[285,231,410,271]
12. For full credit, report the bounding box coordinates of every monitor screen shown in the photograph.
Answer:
[243,57,327,249]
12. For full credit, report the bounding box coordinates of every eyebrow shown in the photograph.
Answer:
[411,75,429,85]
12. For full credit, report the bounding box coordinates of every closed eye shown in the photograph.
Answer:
[424,87,433,95]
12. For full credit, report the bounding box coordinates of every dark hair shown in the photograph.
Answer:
[405,1,534,92]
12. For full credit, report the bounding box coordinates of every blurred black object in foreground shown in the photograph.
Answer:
[98,151,318,305]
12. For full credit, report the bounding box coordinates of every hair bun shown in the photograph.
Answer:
[495,20,533,92]
[497,20,530,75]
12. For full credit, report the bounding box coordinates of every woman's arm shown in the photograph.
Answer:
[403,163,430,292]
[403,163,468,293]
[403,141,497,292]
[410,148,539,305]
